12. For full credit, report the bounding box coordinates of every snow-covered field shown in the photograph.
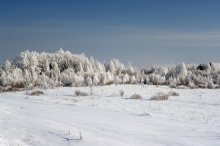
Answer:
[0,85,220,146]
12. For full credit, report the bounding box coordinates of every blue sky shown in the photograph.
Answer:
[0,0,220,67]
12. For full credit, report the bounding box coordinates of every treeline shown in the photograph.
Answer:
[0,49,220,91]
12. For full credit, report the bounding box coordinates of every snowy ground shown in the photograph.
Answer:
[0,85,220,146]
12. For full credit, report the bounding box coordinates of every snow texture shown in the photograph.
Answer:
[0,85,220,146]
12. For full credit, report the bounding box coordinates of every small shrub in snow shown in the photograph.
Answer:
[29,90,44,96]
[169,84,176,88]
[176,85,188,89]
[130,94,142,99]
[119,90,124,97]
[168,91,179,96]
[150,92,169,101]
[79,132,83,140]
[90,86,94,95]
[75,90,88,96]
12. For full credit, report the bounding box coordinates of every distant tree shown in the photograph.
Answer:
[4,60,11,74]
[85,76,93,86]
[175,63,188,83]
[93,74,100,85]
[109,61,116,74]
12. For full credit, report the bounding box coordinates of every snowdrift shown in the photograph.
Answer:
[0,49,220,91]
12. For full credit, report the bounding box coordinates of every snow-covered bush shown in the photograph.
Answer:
[75,90,88,96]
[150,92,169,101]
[168,91,179,96]
[119,90,124,97]
[130,94,142,99]
[29,90,44,96]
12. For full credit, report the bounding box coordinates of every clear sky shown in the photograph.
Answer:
[0,0,220,67]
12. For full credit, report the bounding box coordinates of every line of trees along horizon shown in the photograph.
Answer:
[0,49,220,92]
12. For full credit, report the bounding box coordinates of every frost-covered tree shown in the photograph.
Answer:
[130,75,136,84]
[0,71,7,86]
[106,71,114,85]
[150,74,166,85]
[122,74,129,84]
[93,74,100,86]
[78,63,84,73]
[175,63,188,83]
[210,63,220,72]
[4,60,11,74]
[109,61,116,74]
[71,74,84,87]
[114,75,122,85]
[128,64,134,75]
[85,76,93,86]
